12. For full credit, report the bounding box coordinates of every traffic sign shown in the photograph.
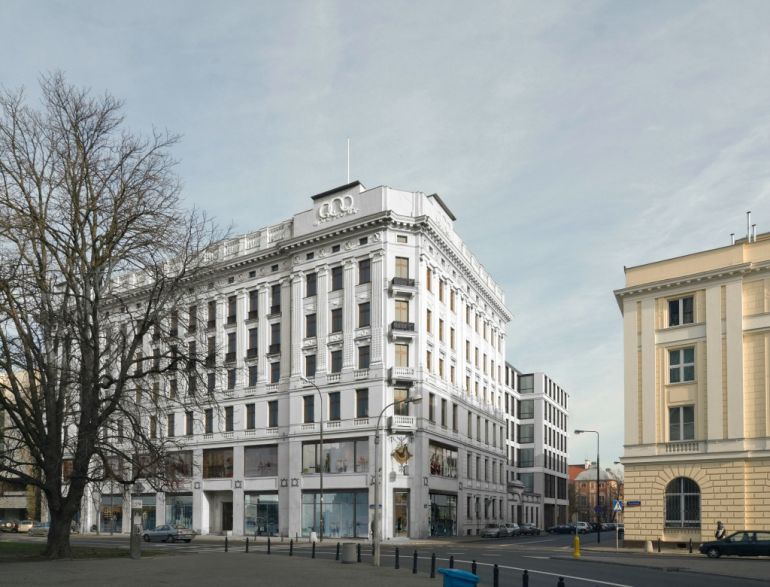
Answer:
[613,499,623,512]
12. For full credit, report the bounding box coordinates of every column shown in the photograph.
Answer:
[343,259,356,370]
[371,252,385,365]
[257,285,269,384]
[290,272,304,378]
[640,297,656,445]
[233,445,245,536]
[725,280,744,438]
[705,286,723,440]
[317,267,329,377]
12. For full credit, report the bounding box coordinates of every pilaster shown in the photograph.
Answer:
[290,272,304,377]
[317,267,329,376]
[258,285,269,384]
[343,259,356,369]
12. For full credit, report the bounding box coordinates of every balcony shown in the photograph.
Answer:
[390,321,416,340]
[664,441,701,454]
[248,310,259,320]
[390,277,417,296]
[269,305,281,316]
[207,319,216,330]
[268,343,281,355]
[389,366,416,384]
[388,415,416,433]
[354,369,369,380]
[226,315,236,326]
[327,372,341,383]
[224,352,236,364]
[246,348,259,359]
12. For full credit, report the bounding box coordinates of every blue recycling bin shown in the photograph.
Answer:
[437,568,480,587]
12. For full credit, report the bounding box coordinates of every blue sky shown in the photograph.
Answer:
[4,0,770,465]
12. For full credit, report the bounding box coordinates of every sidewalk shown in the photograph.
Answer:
[0,550,439,587]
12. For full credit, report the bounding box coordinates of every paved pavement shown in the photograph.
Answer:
[0,550,437,587]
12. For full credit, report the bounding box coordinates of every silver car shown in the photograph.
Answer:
[28,522,50,536]
[141,524,196,543]
[501,523,520,537]
[481,523,502,538]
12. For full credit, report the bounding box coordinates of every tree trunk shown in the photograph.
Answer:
[43,507,75,558]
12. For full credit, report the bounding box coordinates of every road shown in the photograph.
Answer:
[8,531,770,586]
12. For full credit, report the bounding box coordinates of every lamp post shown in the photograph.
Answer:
[373,393,422,567]
[575,429,601,544]
[301,376,324,542]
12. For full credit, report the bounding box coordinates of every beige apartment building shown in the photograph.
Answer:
[615,234,770,545]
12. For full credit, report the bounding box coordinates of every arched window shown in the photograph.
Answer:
[665,477,700,528]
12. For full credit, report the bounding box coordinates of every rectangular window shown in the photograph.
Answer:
[204,408,214,434]
[426,349,432,372]
[394,388,410,416]
[305,354,316,378]
[268,400,278,428]
[668,296,694,327]
[358,346,370,369]
[450,364,455,384]
[306,272,317,297]
[438,357,445,378]
[244,445,278,477]
[167,414,175,437]
[207,372,216,393]
[426,309,432,333]
[669,347,695,383]
[439,280,445,302]
[358,302,370,327]
[248,328,258,354]
[227,295,237,324]
[358,258,371,284]
[428,442,457,478]
[304,395,315,423]
[439,319,444,342]
[248,365,258,387]
[441,398,447,427]
[270,362,280,383]
[306,313,317,338]
[356,389,368,418]
[188,305,197,333]
[330,350,342,373]
[397,235,408,244]
[207,301,216,327]
[202,448,233,478]
[329,392,341,421]
[669,405,695,441]
[249,289,258,317]
[395,343,409,367]
[426,267,432,291]
[225,406,234,432]
[450,327,455,349]
[429,392,436,422]
[331,266,343,291]
[227,332,236,355]
[331,308,343,332]
[395,300,409,322]
[271,284,281,313]
[518,423,534,443]
[185,411,194,436]
[302,439,369,474]
[246,404,256,430]
[450,289,455,312]
[227,368,236,390]
[270,322,280,347]
[150,416,157,439]
[467,412,472,439]
[452,404,458,432]
[395,257,409,278]
[519,399,534,419]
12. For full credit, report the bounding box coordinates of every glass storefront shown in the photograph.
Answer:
[244,493,279,536]
[135,494,156,530]
[302,491,368,538]
[393,490,409,537]
[100,495,123,533]
[166,493,193,528]
[430,493,457,537]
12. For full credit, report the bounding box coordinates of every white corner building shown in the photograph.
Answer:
[80,181,512,540]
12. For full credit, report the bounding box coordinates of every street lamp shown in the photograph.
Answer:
[574,429,601,544]
[373,393,422,567]
[300,376,324,542]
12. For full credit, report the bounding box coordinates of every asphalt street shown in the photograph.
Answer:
[8,532,770,586]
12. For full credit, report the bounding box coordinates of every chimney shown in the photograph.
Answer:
[747,211,752,242]
[752,224,757,243]
[731,233,735,245]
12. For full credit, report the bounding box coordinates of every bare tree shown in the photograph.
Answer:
[0,74,221,557]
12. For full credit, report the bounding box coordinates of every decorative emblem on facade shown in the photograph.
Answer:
[317,195,358,223]
[390,436,413,474]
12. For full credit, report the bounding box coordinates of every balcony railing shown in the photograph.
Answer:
[665,441,701,453]
[226,315,236,325]
[391,321,415,332]
[224,352,236,364]
[246,348,259,359]
[389,366,416,382]
[268,343,281,355]
[248,310,259,320]
[391,276,415,287]
[327,373,341,383]
[269,305,281,316]
[388,415,416,433]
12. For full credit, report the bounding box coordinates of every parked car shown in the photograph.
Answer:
[17,520,34,533]
[519,523,541,536]
[699,531,770,558]
[28,522,50,536]
[574,521,591,534]
[501,523,520,537]
[481,523,502,538]
[547,524,575,534]
[0,520,19,532]
[601,522,616,532]
[141,524,196,543]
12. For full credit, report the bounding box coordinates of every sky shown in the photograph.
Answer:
[3,0,770,467]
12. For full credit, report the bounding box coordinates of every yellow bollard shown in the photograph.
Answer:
[573,534,581,558]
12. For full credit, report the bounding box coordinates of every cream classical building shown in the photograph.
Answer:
[78,181,511,539]
[615,234,770,545]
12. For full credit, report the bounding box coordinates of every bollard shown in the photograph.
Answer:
[312,541,316,559]
[471,560,477,575]
[268,536,271,554]
[336,542,340,561]
[689,539,693,554]
[412,550,418,574]
[493,563,499,587]
[430,553,436,578]
[246,537,249,553]
[522,569,529,587]
[395,547,400,569]
[657,538,661,553]
[225,536,228,553]
[572,534,580,559]
[449,555,454,569]
[357,543,361,563]
[289,538,293,556]
[557,578,565,587]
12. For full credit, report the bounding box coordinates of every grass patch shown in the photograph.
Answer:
[0,540,163,561]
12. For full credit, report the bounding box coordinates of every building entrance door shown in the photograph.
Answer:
[393,490,409,537]
[222,502,233,532]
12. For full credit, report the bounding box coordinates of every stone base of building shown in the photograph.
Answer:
[623,456,770,544]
